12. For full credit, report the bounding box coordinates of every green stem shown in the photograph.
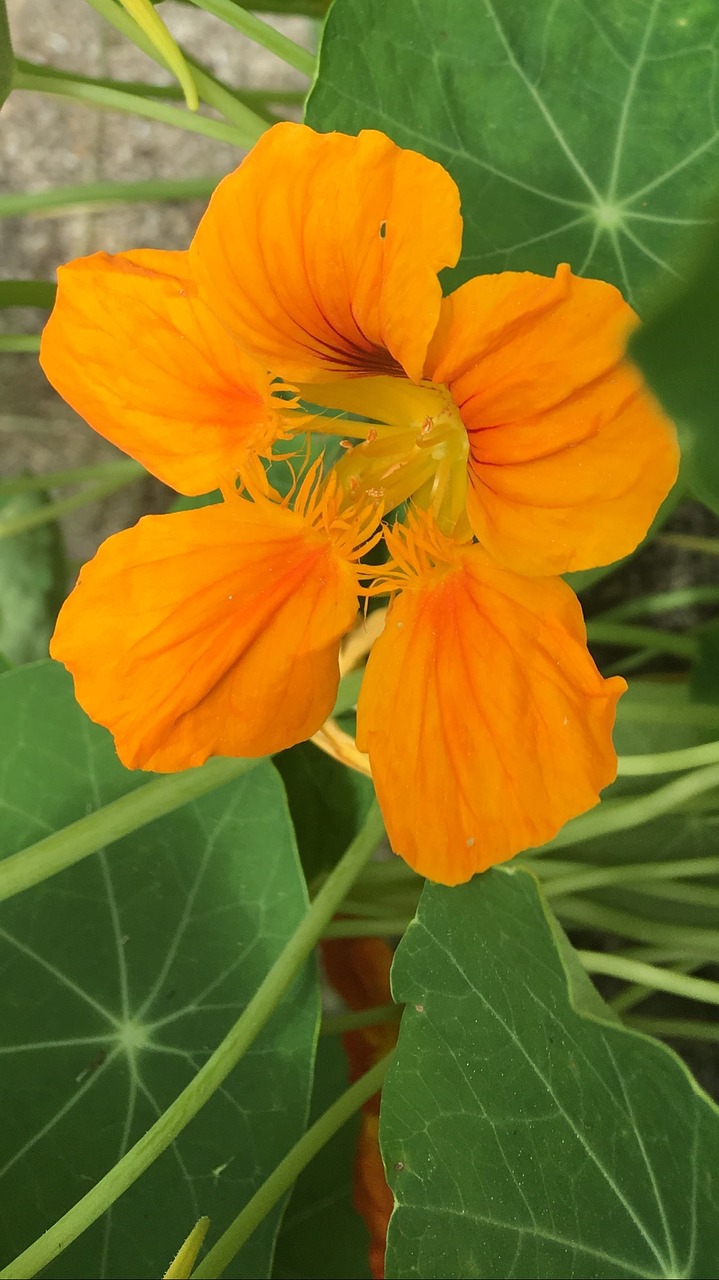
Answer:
[593,585,719,622]
[0,471,144,540]
[658,533,719,556]
[84,0,271,135]
[187,0,316,78]
[0,804,385,1280]
[320,1003,401,1037]
[0,335,40,353]
[323,915,412,939]
[624,1015,719,1042]
[11,69,256,147]
[0,757,262,904]
[543,855,719,899]
[584,620,697,661]
[559,898,719,956]
[0,461,143,497]
[617,741,719,777]
[0,177,219,218]
[0,279,56,308]
[548,762,719,850]
[192,1051,393,1278]
[579,950,719,1007]
[13,57,186,99]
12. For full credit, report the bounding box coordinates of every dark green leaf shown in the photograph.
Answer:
[0,490,66,663]
[383,868,719,1278]
[630,216,719,513]
[0,0,12,109]
[308,0,719,309]
[273,1037,371,1280]
[275,741,375,883]
[0,662,319,1279]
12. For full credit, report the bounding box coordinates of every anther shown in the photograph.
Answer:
[366,428,378,444]
[339,438,353,450]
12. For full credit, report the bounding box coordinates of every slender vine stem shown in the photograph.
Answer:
[191,1051,394,1278]
[0,758,262,904]
[560,899,719,955]
[625,1015,719,1042]
[548,762,719,849]
[0,804,385,1279]
[187,0,316,78]
[0,470,145,540]
[579,950,719,1006]
[0,461,143,498]
[585,620,697,661]
[543,855,719,899]
[11,69,257,147]
[323,915,412,939]
[320,1003,401,1037]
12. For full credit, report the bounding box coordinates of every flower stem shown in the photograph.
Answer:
[579,950,719,1005]
[323,915,412,939]
[0,177,219,217]
[543,855,719,899]
[191,1051,394,1279]
[11,69,257,147]
[0,757,263,905]
[624,1015,719,1042]
[559,898,719,956]
[186,0,316,78]
[585,620,698,661]
[0,460,143,498]
[548,762,719,849]
[0,803,385,1280]
[320,1003,401,1037]
[0,470,145,540]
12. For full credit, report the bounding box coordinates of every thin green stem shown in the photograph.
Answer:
[593,585,719,622]
[0,461,143,498]
[548,762,719,850]
[323,915,412,939]
[0,279,56,308]
[320,1003,401,1037]
[659,533,719,556]
[14,57,186,99]
[85,0,271,135]
[0,804,385,1280]
[543,855,719,899]
[617,741,719,777]
[584,620,697,661]
[560,899,719,956]
[11,69,256,147]
[0,471,145,540]
[187,1,316,78]
[579,950,719,1007]
[0,335,40,353]
[0,757,262,904]
[624,1015,719,1042]
[0,177,219,218]
[603,648,659,678]
[191,1051,393,1278]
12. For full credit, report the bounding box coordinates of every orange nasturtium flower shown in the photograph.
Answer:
[41,123,678,885]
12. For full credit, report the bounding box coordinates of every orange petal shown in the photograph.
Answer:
[40,249,281,496]
[50,496,360,770]
[190,122,462,384]
[356,545,625,884]
[426,265,679,575]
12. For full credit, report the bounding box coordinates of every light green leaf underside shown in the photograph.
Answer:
[0,662,319,1280]
[308,0,719,308]
[382,869,719,1279]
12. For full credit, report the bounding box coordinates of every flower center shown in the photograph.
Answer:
[300,376,470,535]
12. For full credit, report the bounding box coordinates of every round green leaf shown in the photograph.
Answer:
[382,868,719,1278]
[308,0,719,309]
[0,663,319,1279]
